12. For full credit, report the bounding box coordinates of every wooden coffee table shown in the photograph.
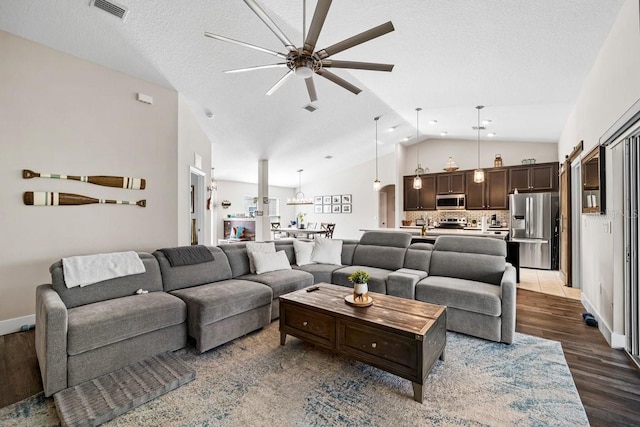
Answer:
[279,283,446,403]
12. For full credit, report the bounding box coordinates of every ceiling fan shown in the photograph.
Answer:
[204,0,395,102]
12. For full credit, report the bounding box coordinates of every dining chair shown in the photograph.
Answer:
[321,223,335,238]
[270,222,281,240]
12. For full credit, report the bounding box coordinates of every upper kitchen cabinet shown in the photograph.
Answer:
[508,162,559,193]
[436,172,465,195]
[486,169,509,209]
[403,175,436,211]
[465,171,485,209]
[465,168,508,210]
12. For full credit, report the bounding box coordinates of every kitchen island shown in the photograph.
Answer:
[362,227,508,240]
[360,227,519,282]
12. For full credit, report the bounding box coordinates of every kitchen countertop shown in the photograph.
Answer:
[363,227,509,240]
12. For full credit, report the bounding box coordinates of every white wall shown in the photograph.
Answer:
[213,180,295,241]
[402,138,558,175]
[557,0,640,345]
[301,152,396,240]
[178,94,212,245]
[0,31,179,326]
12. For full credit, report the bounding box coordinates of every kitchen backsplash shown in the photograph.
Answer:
[404,210,510,228]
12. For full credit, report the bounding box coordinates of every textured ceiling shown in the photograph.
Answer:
[0,0,625,187]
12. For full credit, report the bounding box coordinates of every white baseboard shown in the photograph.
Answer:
[0,314,36,336]
[581,294,626,348]
[611,332,626,349]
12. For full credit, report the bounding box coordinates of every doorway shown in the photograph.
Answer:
[190,167,205,245]
[379,185,395,228]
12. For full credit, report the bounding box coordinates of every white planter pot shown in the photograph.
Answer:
[353,282,369,302]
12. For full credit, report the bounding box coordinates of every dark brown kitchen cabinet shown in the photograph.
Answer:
[508,162,558,193]
[464,168,508,210]
[465,171,485,209]
[403,175,436,210]
[486,169,509,209]
[436,173,465,194]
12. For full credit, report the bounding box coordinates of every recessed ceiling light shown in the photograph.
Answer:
[440,131,448,136]
[487,132,496,137]
[402,136,411,142]
[388,125,399,132]
[324,155,333,159]
[482,119,492,125]
[429,120,438,125]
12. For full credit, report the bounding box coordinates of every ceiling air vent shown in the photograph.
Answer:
[90,0,129,20]
[303,104,318,113]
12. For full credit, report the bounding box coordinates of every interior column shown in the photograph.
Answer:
[257,159,271,241]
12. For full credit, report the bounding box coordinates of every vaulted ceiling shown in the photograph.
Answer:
[0,0,625,186]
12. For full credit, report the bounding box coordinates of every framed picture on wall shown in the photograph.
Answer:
[332,204,341,213]
[341,194,352,203]
[314,204,322,213]
[323,205,331,213]
[323,196,332,204]
[342,204,352,213]
[332,195,341,204]
[314,196,323,204]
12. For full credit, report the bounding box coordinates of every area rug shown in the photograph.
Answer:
[54,352,195,427]
[0,322,588,426]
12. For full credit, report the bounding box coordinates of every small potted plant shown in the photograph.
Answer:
[348,269,370,303]
[297,212,306,229]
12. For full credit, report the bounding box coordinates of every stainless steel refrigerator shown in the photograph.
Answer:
[509,192,559,269]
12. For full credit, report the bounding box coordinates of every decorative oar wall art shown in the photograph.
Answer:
[22,169,147,207]
[23,192,146,207]
[23,169,146,189]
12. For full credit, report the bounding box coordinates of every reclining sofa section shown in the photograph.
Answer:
[35,232,515,397]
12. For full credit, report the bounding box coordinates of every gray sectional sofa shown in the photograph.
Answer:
[35,232,516,397]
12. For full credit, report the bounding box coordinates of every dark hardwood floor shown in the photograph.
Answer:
[1,289,639,425]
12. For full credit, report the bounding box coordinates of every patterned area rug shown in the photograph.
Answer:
[0,322,588,426]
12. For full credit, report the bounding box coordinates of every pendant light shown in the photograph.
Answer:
[286,169,313,205]
[473,105,485,183]
[413,107,426,189]
[373,116,381,191]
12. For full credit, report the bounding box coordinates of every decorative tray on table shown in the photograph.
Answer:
[344,295,374,307]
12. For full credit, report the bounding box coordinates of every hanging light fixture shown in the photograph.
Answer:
[373,116,381,191]
[413,107,428,189]
[473,105,485,183]
[286,169,313,205]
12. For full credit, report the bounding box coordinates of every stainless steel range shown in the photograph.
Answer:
[436,218,467,229]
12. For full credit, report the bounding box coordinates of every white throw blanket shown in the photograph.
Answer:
[62,251,146,288]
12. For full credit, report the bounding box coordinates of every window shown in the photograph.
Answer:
[243,196,280,218]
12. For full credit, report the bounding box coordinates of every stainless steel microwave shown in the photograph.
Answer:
[436,194,465,210]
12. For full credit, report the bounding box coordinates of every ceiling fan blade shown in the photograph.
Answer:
[266,70,294,96]
[243,0,296,51]
[204,32,287,59]
[316,21,395,59]
[321,60,394,72]
[303,0,332,54]
[224,63,288,74]
[305,77,318,102]
[316,69,361,95]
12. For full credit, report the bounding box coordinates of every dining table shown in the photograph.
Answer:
[272,227,328,239]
